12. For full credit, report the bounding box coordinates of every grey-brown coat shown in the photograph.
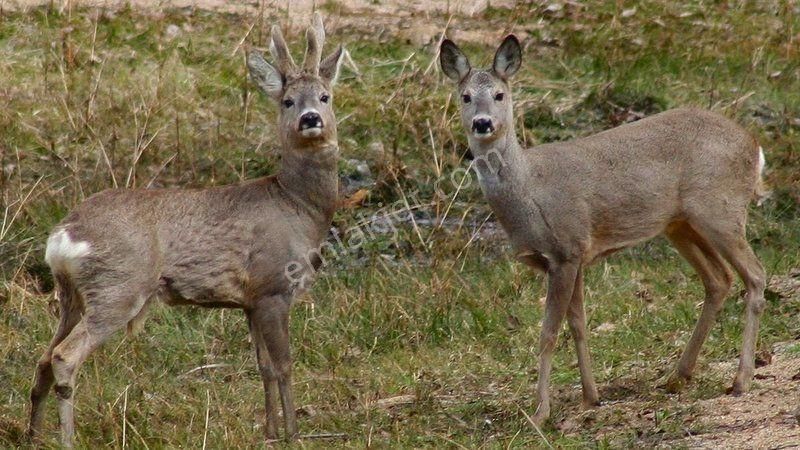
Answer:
[441,35,766,424]
[28,13,345,446]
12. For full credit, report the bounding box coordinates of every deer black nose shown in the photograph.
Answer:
[472,117,494,134]
[299,111,323,130]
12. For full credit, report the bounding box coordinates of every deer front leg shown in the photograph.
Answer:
[565,266,600,408]
[247,312,281,440]
[251,296,298,441]
[532,261,579,425]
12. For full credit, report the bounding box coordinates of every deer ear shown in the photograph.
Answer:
[247,51,284,100]
[440,39,470,82]
[320,45,345,85]
[493,35,521,79]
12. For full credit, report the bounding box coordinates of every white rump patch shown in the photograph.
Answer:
[754,146,772,206]
[45,228,91,275]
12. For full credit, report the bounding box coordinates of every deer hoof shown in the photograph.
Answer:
[530,410,550,427]
[728,379,751,396]
[664,373,690,393]
[581,397,601,410]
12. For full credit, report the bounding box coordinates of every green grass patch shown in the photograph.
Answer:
[1,1,799,448]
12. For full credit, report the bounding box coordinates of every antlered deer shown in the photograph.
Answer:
[440,35,766,424]
[28,13,345,446]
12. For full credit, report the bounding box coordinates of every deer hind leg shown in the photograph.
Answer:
[665,222,734,392]
[251,296,297,441]
[246,311,280,441]
[687,216,766,395]
[565,265,600,408]
[28,280,83,439]
[532,260,579,425]
[50,286,151,448]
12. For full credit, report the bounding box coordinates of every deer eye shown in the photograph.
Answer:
[494,92,505,101]
[282,98,294,108]
[462,94,472,104]
[320,94,330,103]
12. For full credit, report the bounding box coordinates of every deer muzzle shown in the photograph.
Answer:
[472,116,495,136]
[299,111,324,137]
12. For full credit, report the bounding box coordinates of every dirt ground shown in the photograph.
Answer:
[1,0,518,45]
[574,340,800,449]
[560,272,800,449]
[674,347,799,450]
[2,0,514,16]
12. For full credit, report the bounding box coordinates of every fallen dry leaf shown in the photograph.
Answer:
[373,394,415,409]
[296,405,318,417]
[595,322,617,333]
[556,418,579,432]
[505,313,522,331]
[755,349,773,368]
[339,189,369,209]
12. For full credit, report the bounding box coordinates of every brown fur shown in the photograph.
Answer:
[28,13,345,446]
[441,35,766,424]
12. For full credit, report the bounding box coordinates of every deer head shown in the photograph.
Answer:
[440,35,522,145]
[247,13,345,150]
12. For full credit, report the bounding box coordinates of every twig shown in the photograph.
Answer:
[373,53,415,68]
[202,389,210,450]
[519,406,554,450]
[96,130,118,188]
[437,434,470,450]
[125,124,166,188]
[146,152,178,188]
[85,58,105,124]
[298,433,349,440]
[57,64,77,131]
[181,363,230,377]
[427,119,441,178]
[506,428,523,449]
[89,9,99,63]
[343,48,360,77]
[455,211,494,262]
[388,168,427,250]
[122,385,128,448]
[0,175,44,241]
[425,15,453,75]
[724,90,756,111]
[125,416,150,450]
[426,159,475,246]
[373,394,416,409]
[113,386,149,450]
[232,17,257,57]
[349,201,431,230]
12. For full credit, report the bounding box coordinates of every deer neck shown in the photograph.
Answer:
[276,143,339,224]
[467,127,523,191]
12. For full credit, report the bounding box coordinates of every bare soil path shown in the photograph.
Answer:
[573,340,800,449]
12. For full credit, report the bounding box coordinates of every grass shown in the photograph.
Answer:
[1,1,800,448]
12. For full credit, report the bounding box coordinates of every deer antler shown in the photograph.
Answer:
[303,12,326,74]
[269,24,296,74]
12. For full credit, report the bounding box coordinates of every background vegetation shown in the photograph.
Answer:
[1,1,798,447]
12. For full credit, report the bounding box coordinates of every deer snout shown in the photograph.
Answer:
[472,116,495,136]
[299,111,324,137]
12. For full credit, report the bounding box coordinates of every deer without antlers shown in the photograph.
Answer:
[28,13,345,446]
[440,35,767,424]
